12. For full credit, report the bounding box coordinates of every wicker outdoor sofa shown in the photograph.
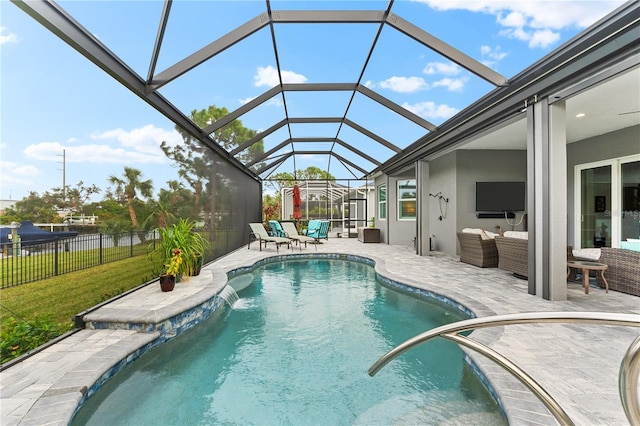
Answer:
[494,232,577,279]
[494,235,529,278]
[456,232,499,268]
[596,247,640,296]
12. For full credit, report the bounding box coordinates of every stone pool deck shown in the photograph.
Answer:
[1,238,639,425]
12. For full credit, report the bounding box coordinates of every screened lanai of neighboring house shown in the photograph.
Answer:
[278,180,375,235]
[7,1,639,300]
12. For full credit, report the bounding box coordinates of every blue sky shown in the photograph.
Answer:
[0,0,626,203]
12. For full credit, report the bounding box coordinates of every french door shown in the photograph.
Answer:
[575,155,640,248]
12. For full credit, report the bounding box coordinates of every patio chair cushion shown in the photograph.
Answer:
[503,231,528,239]
[572,248,601,261]
[461,228,498,240]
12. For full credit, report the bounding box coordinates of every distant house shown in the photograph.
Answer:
[0,200,17,216]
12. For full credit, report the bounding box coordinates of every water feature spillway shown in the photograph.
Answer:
[218,285,239,308]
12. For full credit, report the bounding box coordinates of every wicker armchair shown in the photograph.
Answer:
[596,247,640,296]
[494,236,529,278]
[456,232,499,268]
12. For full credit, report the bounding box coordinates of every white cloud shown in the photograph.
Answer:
[90,124,182,154]
[21,124,181,166]
[481,45,507,61]
[497,11,527,28]
[432,77,467,92]
[499,26,560,49]
[254,65,307,87]
[413,1,624,48]
[529,29,561,48]
[0,160,41,189]
[378,76,428,93]
[402,101,459,120]
[423,62,461,76]
[24,141,165,164]
[0,27,19,45]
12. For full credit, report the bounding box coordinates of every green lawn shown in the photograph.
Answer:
[1,255,157,330]
[0,234,223,363]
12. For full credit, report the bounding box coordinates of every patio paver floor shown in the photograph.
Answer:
[1,238,638,425]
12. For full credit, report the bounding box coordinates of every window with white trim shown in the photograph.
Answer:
[397,179,416,220]
[378,184,386,220]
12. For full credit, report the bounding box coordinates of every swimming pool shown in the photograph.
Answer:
[72,257,506,425]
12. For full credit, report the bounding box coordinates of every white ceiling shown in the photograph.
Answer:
[460,66,640,150]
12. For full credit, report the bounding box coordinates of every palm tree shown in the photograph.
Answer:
[109,167,153,242]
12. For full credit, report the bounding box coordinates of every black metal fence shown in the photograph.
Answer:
[0,231,157,288]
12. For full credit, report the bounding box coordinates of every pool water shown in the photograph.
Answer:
[72,258,506,425]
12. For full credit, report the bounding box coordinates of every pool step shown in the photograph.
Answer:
[353,391,506,425]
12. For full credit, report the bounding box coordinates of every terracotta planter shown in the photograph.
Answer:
[159,274,176,292]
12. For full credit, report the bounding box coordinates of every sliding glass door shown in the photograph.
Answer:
[579,165,611,248]
[576,156,640,248]
[621,160,640,241]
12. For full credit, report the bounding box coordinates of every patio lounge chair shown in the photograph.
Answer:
[280,221,317,251]
[248,223,292,252]
[304,220,330,242]
[268,220,287,237]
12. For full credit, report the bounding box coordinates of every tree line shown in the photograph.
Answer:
[2,105,335,230]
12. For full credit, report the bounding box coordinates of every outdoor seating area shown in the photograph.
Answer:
[458,230,587,287]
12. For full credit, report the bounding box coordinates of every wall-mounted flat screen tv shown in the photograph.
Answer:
[476,181,526,212]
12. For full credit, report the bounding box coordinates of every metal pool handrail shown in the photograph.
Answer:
[368,312,640,426]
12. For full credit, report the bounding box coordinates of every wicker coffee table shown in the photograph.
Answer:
[567,260,609,294]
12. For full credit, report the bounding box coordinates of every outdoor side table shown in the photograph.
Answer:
[567,260,609,294]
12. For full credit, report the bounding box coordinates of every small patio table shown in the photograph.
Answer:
[567,260,609,294]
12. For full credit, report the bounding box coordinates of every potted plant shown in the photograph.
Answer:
[159,248,183,292]
[170,218,209,276]
[149,218,209,285]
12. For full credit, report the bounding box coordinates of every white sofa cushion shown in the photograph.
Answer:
[503,231,528,239]
[620,240,640,252]
[572,248,601,261]
[462,228,498,239]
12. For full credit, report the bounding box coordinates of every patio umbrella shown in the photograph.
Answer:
[293,184,302,221]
